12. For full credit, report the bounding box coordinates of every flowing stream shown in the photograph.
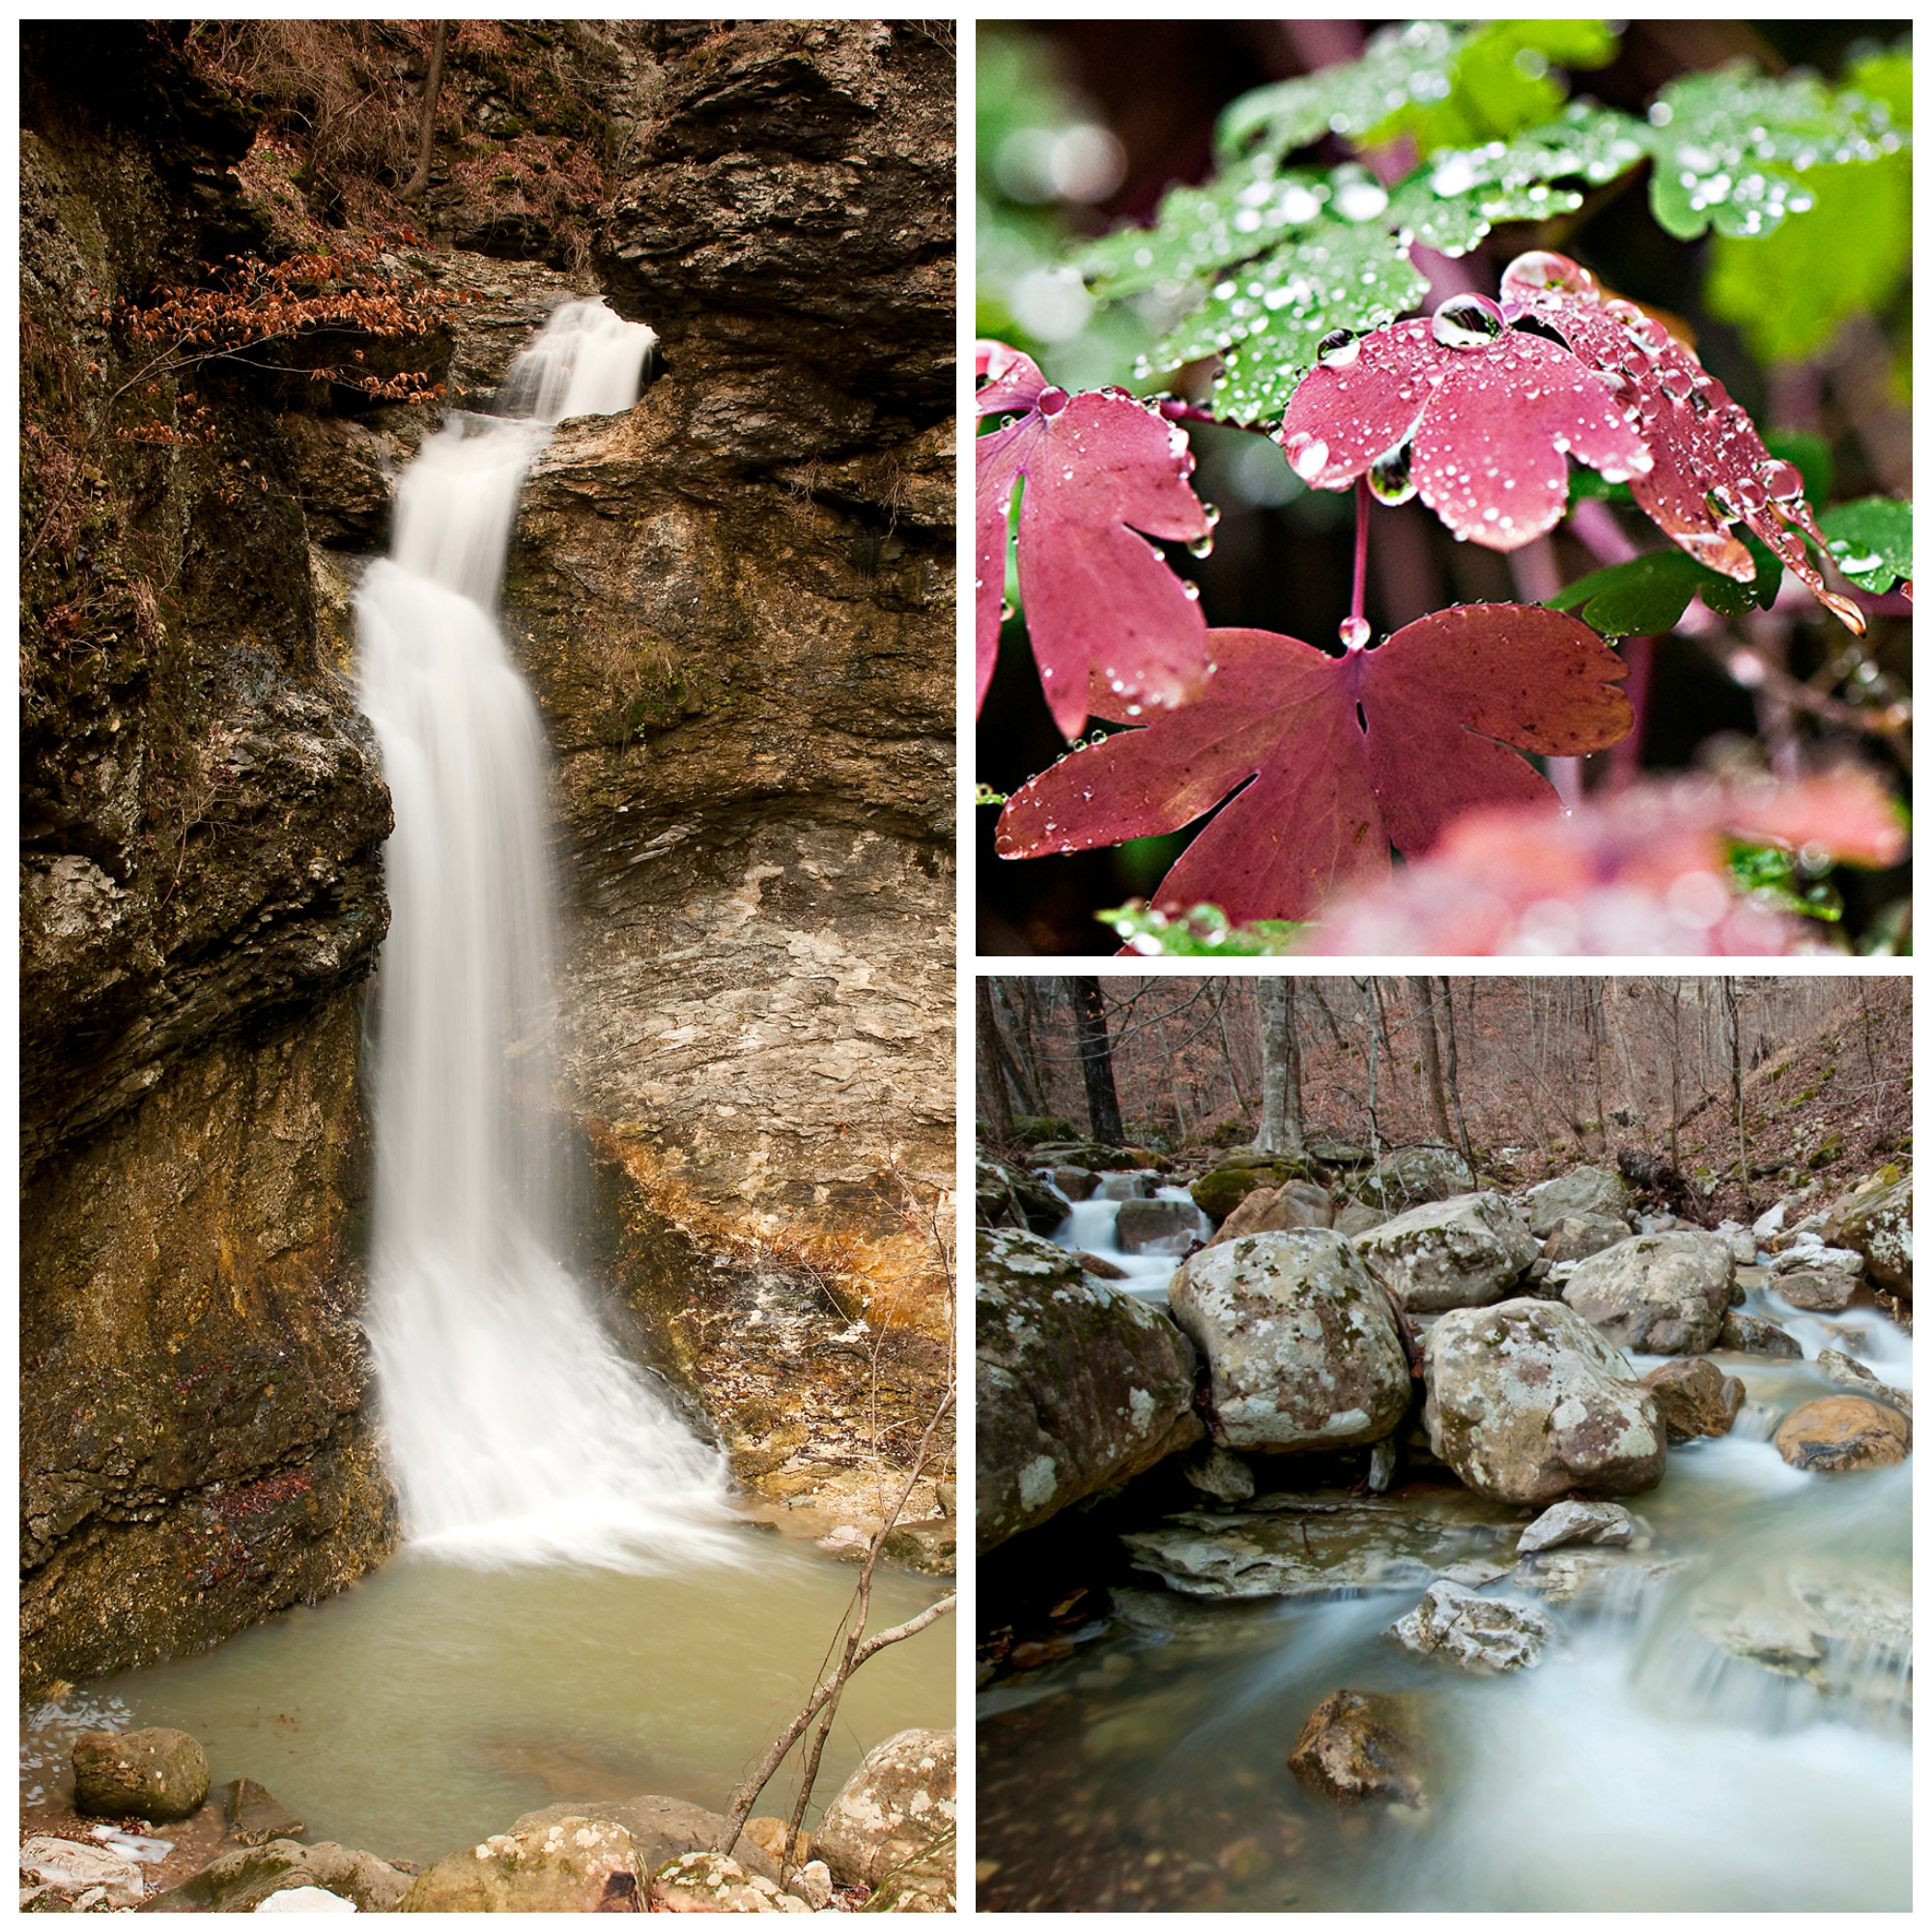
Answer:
[983,1246,1911,1911]
[355,297,735,1570]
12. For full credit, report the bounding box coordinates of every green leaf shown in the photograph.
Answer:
[1702,46,1913,363]
[1549,545,1780,637]
[1644,65,1907,241]
[1370,19,1622,155]
[1098,901,1307,956]
[1383,171,1583,257]
[1726,840,1843,923]
[1215,20,1468,164]
[1818,497,1913,593]
[1135,219,1429,424]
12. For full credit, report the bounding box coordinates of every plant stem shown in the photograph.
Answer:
[1351,478,1370,626]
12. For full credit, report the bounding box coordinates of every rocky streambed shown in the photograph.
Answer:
[976,1145,1912,1912]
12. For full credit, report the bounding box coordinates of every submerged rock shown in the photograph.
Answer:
[1562,1232,1735,1353]
[147,1841,412,1914]
[1351,1191,1538,1312]
[400,1817,639,1913]
[1388,1578,1552,1672]
[19,1835,147,1912]
[813,1728,955,1892]
[646,1852,808,1914]
[72,1726,208,1822]
[1719,1310,1803,1357]
[976,1229,1201,1552]
[1642,1358,1746,1442]
[1516,1499,1634,1555]
[1524,1166,1630,1236]
[1122,1495,1517,1601]
[1691,1568,1912,1708]
[1513,1547,1689,1608]
[1773,1397,1911,1473]
[1423,1299,1665,1505]
[1168,1231,1410,1453]
[226,1776,306,1848]
[1288,1690,1426,1805]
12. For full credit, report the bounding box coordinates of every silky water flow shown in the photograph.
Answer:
[355,298,736,1569]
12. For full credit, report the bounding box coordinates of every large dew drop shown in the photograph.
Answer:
[1431,292,1506,350]
[355,298,743,1573]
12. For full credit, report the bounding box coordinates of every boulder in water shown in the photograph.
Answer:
[226,1776,306,1848]
[1288,1690,1426,1805]
[1042,1165,1097,1201]
[881,1515,956,1575]
[1770,1266,1860,1314]
[72,1725,209,1821]
[1516,1499,1634,1555]
[1642,1357,1746,1442]
[1168,1231,1410,1453]
[976,1229,1202,1552]
[1423,1298,1665,1505]
[1351,1191,1538,1312]
[1542,1213,1634,1265]
[1524,1165,1630,1236]
[19,1835,147,1911]
[149,1841,412,1913]
[1816,1348,1913,1417]
[1773,1396,1911,1473]
[1719,1309,1803,1357]
[975,1151,1066,1234]
[645,1852,808,1913]
[1189,1159,1307,1223]
[400,1817,640,1913]
[1561,1231,1735,1352]
[1352,1146,1473,1212]
[1114,1197,1205,1256]
[1207,1179,1333,1247]
[1388,1578,1552,1672]
[812,1728,955,1891]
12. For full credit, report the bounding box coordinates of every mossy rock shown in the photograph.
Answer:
[1190,1156,1309,1222]
[1011,1115,1078,1145]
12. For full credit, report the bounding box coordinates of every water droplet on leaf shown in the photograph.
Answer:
[1431,293,1506,350]
[1367,441,1417,506]
[1317,328,1360,370]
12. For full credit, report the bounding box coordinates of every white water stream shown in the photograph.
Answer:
[355,298,738,1571]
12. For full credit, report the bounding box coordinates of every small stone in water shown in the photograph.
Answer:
[1430,293,1506,350]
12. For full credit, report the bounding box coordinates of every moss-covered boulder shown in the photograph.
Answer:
[975,1151,1067,1234]
[1353,1146,1474,1212]
[1169,1232,1409,1453]
[72,1726,208,1821]
[1190,1158,1307,1223]
[400,1816,640,1913]
[1205,1179,1333,1248]
[1824,1168,1912,1296]
[145,1840,412,1913]
[976,1229,1201,1552]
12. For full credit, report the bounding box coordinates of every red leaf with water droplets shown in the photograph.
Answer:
[1304,770,1907,955]
[977,339,1213,738]
[995,604,1632,923]
[1278,313,1651,551]
[1497,251,1865,634]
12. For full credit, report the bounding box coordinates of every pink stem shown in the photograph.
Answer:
[1351,478,1371,624]
[1610,637,1653,791]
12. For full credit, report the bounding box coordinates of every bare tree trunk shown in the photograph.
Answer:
[1668,983,1682,1171]
[1068,978,1124,1147]
[1411,977,1454,1148]
[1585,980,1609,1155]
[976,979,1015,1149]
[1360,978,1385,1159]
[1723,976,1747,1181]
[1255,980,1305,1156]
[402,20,448,202]
[1213,987,1254,1119]
[1436,978,1474,1167]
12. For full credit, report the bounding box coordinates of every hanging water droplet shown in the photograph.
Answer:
[1316,328,1360,370]
[1431,293,1506,350]
[1762,460,1805,503]
[1186,532,1215,559]
[1037,384,1070,417]
[1338,614,1372,651]
[1202,501,1223,529]
[1287,435,1329,482]
[1367,441,1416,506]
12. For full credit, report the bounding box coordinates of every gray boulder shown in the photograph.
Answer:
[1353,1146,1474,1212]
[1516,1499,1634,1555]
[976,1229,1202,1552]
[147,1841,413,1914]
[1562,1232,1736,1353]
[1542,1213,1634,1265]
[974,1151,1065,1234]
[1524,1166,1630,1236]
[813,1728,955,1891]
[1114,1197,1208,1256]
[1333,1203,1389,1236]
[1041,1165,1096,1201]
[1423,1299,1665,1505]
[1388,1578,1552,1672]
[1168,1231,1410,1453]
[1350,1191,1538,1312]
[1719,1310,1803,1357]
[1774,1270,1860,1313]
[1180,1444,1256,1504]
[1823,1169,1912,1296]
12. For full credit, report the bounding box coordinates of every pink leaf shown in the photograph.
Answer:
[1498,251,1865,634]
[1278,308,1651,551]
[995,604,1631,923]
[1305,770,1908,955]
[976,337,1213,738]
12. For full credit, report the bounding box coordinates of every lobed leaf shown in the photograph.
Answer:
[995,604,1632,924]
[1278,313,1650,550]
[1549,546,1778,637]
[1643,65,1907,241]
[975,340,1214,738]
[1818,497,1913,594]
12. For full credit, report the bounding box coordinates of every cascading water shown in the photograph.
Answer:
[355,298,739,1571]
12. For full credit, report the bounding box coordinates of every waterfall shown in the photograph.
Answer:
[355,298,740,1571]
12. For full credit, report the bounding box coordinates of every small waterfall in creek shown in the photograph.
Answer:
[355,298,740,1571]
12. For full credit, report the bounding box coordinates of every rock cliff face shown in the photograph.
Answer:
[20,20,954,1682]
[21,24,395,1688]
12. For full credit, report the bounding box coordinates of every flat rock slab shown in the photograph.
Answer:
[1512,1547,1690,1608]
[20,1835,148,1910]
[1122,1495,1519,1601]
[1690,1568,1911,1710]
